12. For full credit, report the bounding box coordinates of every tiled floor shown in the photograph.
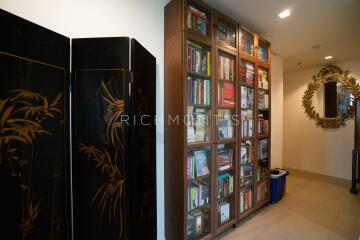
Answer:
[222,172,360,240]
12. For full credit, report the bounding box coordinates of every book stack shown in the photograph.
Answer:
[187,41,211,75]
[258,44,268,62]
[240,86,254,109]
[187,107,210,142]
[259,139,269,160]
[188,77,211,106]
[217,145,233,171]
[218,82,235,107]
[258,90,269,110]
[240,140,254,165]
[257,181,268,204]
[217,173,234,199]
[258,68,269,90]
[257,163,268,182]
[241,110,254,137]
[218,109,233,139]
[187,5,208,36]
[187,211,204,238]
[258,113,269,135]
[218,201,230,224]
[187,149,210,180]
[240,165,253,187]
[240,188,252,214]
[240,33,254,55]
[217,22,236,47]
[188,182,210,211]
[240,62,255,86]
[218,55,234,81]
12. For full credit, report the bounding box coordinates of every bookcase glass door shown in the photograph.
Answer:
[258,39,269,63]
[187,40,212,143]
[240,29,254,56]
[186,0,211,37]
[186,146,212,239]
[216,143,235,228]
[257,138,269,182]
[217,51,236,140]
[216,17,236,48]
[239,140,254,215]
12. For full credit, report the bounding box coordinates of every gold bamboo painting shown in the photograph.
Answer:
[0,89,63,239]
[78,80,125,240]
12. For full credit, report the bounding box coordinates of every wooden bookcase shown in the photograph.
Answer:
[164,0,271,239]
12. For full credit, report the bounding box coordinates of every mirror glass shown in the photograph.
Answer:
[312,78,354,118]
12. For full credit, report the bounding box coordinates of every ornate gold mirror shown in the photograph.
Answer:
[302,65,360,128]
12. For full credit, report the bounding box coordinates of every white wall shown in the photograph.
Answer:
[0,0,169,238]
[284,59,360,180]
[271,54,284,169]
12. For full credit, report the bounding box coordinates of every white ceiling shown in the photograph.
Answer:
[204,0,360,72]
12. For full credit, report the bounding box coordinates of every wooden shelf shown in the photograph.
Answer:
[165,0,271,239]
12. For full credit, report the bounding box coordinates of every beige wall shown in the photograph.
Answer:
[283,59,360,180]
[271,54,284,168]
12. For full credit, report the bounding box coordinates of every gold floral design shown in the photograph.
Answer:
[78,81,125,240]
[302,65,360,128]
[0,89,63,237]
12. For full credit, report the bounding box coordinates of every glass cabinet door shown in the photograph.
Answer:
[239,140,254,215]
[240,29,254,56]
[186,0,211,37]
[186,146,212,239]
[216,143,235,228]
[216,17,237,48]
[257,66,269,137]
[186,40,212,143]
[217,51,236,140]
[258,39,270,63]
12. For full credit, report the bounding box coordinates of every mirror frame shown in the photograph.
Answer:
[302,65,360,128]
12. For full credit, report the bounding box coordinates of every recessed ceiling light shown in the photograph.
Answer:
[324,56,333,60]
[278,9,291,19]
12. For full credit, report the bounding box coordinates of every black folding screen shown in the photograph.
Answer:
[0,9,156,240]
[0,9,71,239]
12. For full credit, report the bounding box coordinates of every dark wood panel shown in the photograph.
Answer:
[0,9,70,240]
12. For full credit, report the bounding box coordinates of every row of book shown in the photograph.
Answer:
[241,110,254,137]
[217,145,233,171]
[257,181,268,204]
[217,173,234,199]
[258,44,268,62]
[258,113,269,135]
[258,90,269,110]
[217,21,236,47]
[187,5,208,36]
[187,149,210,180]
[240,188,253,214]
[187,107,211,143]
[240,165,253,188]
[187,41,211,75]
[187,211,208,238]
[188,181,210,211]
[258,68,269,90]
[240,32,254,56]
[218,82,235,107]
[240,140,254,165]
[188,77,211,106]
[218,55,234,81]
[240,61,255,86]
[257,163,269,182]
[240,86,254,109]
[218,109,234,139]
[259,139,269,160]
[218,201,231,224]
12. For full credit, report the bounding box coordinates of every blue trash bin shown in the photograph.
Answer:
[270,169,288,203]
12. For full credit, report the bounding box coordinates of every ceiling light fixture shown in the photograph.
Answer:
[324,56,333,60]
[278,9,291,19]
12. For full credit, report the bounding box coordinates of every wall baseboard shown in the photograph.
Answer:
[283,167,351,187]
